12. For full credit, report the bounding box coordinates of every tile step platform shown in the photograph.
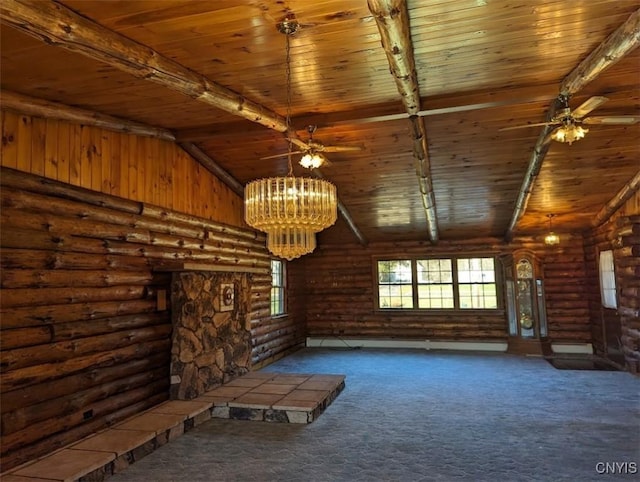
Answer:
[1,373,345,482]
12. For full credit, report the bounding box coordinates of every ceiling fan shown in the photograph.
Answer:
[500,95,640,144]
[261,125,363,168]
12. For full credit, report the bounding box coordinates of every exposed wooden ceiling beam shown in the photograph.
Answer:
[1,90,176,141]
[368,0,438,243]
[593,170,640,228]
[176,83,560,142]
[0,0,308,150]
[505,8,640,242]
[561,9,640,97]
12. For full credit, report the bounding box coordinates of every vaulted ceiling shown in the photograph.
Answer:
[1,0,639,246]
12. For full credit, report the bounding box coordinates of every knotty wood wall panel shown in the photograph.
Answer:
[299,239,591,343]
[0,110,305,470]
[1,110,244,227]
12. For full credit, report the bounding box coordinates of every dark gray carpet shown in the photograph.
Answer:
[110,348,640,481]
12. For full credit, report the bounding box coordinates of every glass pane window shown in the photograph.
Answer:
[377,260,413,309]
[270,259,285,316]
[456,257,497,309]
[378,260,412,284]
[418,284,454,308]
[599,250,617,309]
[459,283,497,309]
[379,284,414,309]
[376,256,498,311]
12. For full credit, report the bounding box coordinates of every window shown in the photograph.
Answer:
[457,258,497,309]
[270,259,285,316]
[376,257,498,310]
[599,250,617,309]
[378,260,414,308]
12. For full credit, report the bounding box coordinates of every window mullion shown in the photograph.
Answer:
[412,259,418,308]
[452,257,460,309]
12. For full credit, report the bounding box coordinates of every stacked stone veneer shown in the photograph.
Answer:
[170,271,251,399]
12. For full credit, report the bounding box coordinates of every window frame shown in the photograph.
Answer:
[270,259,286,317]
[373,255,502,312]
[598,249,617,310]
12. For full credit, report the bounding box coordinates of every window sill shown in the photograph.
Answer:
[374,308,505,315]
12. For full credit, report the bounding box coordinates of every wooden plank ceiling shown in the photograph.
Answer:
[1,0,639,245]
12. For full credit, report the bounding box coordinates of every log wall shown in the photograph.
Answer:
[300,238,591,343]
[584,191,640,372]
[0,110,305,470]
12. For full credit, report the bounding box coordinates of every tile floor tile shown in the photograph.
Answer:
[203,386,252,398]
[148,400,212,418]
[280,389,328,402]
[70,429,156,456]
[223,377,266,388]
[230,392,285,409]
[12,449,114,482]
[250,383,297,395]
[115,413,185,435]
[269,374,312,385]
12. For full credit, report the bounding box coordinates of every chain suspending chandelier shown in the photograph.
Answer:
[244,15,337,260]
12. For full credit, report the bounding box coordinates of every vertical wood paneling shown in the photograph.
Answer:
[69,123,81,185]
[136,134,146,202]
[2,111,18,168]
[80,125,92,189]
[16,115,32,173]
[44,119,58,180]
[108,130,121,196]
[30,117,46,177]
[101,130,112,194]
[127,134,138,199]
[91,127,102,192]
[57,121,70,184]
[0,109,247,229]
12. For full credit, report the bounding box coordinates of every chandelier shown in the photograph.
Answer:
[551,120,588,145]
[244,15,337,261]
[544,214,560,246]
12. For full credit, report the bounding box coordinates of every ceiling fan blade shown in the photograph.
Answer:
[321,145,364,153]
[572,96,608,118]
[582,115,640,125]
[260,151,305,160]
[499,121,558,132]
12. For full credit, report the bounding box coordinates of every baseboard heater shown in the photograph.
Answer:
[306,338,592,354]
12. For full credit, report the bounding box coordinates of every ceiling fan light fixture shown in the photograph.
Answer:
[299,151,325,169]
[551,121,588,145]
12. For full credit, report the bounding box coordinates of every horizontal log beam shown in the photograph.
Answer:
[1,91,175,141]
